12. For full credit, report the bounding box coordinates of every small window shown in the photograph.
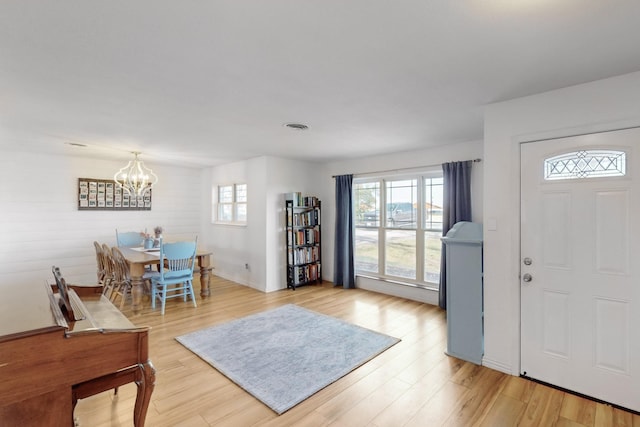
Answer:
[213,183,247,224]
[544,150,626,180]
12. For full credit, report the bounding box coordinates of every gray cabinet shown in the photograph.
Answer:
[441,221,483,365]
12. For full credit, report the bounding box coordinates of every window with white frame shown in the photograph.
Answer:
[354,171,443,288]
[213,183,247,224]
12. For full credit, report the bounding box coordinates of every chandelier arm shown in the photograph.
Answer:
[113,152,158,197]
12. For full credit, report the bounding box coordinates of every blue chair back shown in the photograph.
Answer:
[158,238,197,281]
[116,230,143,247]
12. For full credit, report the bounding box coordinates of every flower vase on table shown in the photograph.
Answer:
[144,238,154,249]
[153,226,163,248]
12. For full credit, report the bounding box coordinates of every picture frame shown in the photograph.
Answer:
[78,178,152,211]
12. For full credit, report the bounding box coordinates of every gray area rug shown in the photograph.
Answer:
[175,304,400,414]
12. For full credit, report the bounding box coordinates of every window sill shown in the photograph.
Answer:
[356,273,439,291]
[355,274,439,305]
[211,221,247,228]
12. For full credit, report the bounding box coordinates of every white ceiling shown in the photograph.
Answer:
[2,1,640,167]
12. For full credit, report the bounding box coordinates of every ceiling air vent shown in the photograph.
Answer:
[284,123,309,130]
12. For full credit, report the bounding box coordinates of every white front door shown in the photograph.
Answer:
[520,127,639,412]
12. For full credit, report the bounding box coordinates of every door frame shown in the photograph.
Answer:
[516,125,640,377]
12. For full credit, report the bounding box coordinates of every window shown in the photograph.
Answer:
[384,179,417,279]
[354,171,443,288]
[213,183,247,224]
[354,181,380,273]
[423,177,443,283]
[544,150,626,180]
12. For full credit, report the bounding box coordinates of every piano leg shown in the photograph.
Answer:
[133,360,156,427]
[72,360,155,426]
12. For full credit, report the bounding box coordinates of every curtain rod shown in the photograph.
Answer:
[331,158,481,178]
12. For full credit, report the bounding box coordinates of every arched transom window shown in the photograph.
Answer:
[544,150,626,180]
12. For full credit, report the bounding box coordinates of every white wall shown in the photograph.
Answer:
[204,156,322,292]
[204,141,484,299]
[1,135,483,309]
[321,139,484,303]
[0,151,203,291]
[203,158,263,290]
[264,157,322,292]
[483,71,640,375]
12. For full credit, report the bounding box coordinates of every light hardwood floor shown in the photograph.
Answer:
[75,276,639,427]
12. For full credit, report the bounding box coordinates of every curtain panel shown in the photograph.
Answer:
[438,161,472,309]
[333,174,355,289]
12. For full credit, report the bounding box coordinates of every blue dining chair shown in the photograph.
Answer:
[116,229,143,247]
[148,238,198,315]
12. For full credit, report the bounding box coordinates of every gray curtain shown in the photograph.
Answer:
[333,174,355,288]
[438,161,472,309]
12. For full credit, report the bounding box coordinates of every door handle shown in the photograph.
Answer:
[522,273,532,283]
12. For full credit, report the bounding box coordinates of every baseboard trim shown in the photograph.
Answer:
[482,357,515,375]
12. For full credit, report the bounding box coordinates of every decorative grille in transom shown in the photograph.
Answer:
[544,150,626,180]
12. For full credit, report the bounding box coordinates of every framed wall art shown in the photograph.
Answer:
[78,178,152,211]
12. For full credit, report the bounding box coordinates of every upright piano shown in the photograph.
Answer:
[0,274,155,426]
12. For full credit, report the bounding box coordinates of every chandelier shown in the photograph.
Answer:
[113,152,158,196]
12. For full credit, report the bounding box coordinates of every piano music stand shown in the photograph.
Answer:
[52,266,77,321]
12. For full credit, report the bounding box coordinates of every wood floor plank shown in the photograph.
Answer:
[518,384,564,427]
[442,367,508,426]
[500,375,537,404]
[556,417,590,427]
[594,403,636,427]
[560,392,597,427]
[370,356,465,427]
[71,277,638,426]
[475,394,526,427]
[403,381,471,427]
[327,377,412,427]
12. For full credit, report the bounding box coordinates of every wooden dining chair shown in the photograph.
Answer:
[93,241,106,284]
[100,244,117,300]
[110,247,132,310]
[146,238,198,315]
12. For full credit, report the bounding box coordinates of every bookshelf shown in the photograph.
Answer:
[285,193,321,290]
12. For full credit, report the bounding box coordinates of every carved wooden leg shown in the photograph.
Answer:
[129,263,146,314]
[198,254,212,298]
[133,360,156,427]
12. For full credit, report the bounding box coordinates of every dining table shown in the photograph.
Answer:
[119,247,213,314]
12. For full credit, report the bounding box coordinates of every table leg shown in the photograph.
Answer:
[198,254,212,298]
[129,263,146,314]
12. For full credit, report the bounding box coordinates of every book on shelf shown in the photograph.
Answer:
[285,192,320,208]
[292,209,320,227]
[292,229,319,246]
[288,263,322,285]
[285,192,302,206]
[303,196,320,207]
[289,246,320,265]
